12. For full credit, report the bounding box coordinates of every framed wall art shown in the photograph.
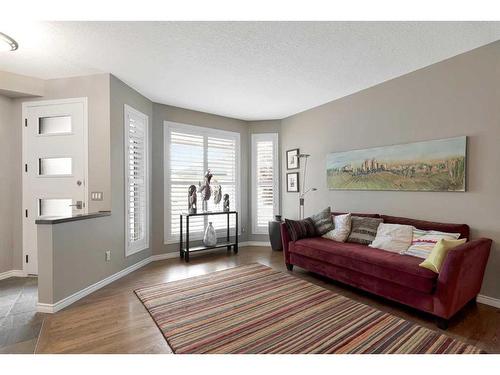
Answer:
[326,136,466,191]
[287,172,300,192]
[286,148,299,170]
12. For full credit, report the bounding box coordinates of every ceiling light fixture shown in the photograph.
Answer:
[0,32,18,52]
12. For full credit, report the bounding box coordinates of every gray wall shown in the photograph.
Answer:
[247,120,282,242]
[281,41,500,299]
[109,75,153,264]
[0,95,14,273]
[151,103,251,255]
[37,75,153,304]
[4,71,280,275]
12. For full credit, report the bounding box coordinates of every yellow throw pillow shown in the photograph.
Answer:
[419,238,467,273]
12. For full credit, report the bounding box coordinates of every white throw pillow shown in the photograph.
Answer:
[369,223,414,253]
[322,213,352,242]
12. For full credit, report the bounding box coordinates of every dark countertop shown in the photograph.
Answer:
[35,211,111,224]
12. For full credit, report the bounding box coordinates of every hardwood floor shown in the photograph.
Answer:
[31,246,500,353]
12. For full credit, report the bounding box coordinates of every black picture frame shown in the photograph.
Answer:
[286,148,300,170]
[286,172,299,192]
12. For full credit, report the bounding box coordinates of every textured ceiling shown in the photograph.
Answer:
[1,21,499,120]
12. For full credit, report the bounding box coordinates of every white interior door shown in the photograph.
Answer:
[23,98,88,275]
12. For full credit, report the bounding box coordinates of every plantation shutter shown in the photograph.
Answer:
[207,136,237,230]
[252,133,279,234]
[125,105,149,256]
[165,122,240,242]
[169,131,205,236]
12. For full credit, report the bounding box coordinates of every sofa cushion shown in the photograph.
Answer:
[369,223,414,253]
[290,237,437,294]
[381,215,469,240]
[347,216,383,245]
[404,230,462,259]
[285,218,316,241]
[323,213,351,242]
[309,207,334,235]
[333,212,380,218]
[419,238,467,273]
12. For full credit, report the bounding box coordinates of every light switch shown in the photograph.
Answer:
[91,192,103,201]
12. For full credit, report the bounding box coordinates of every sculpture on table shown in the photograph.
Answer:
[223,193,230,212]
[197,170,213,212]
[188,184,197,214]
[212,182,222,209]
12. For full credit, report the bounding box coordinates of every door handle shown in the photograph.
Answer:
[69,201,83,209]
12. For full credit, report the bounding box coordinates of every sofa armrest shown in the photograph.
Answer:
[433,238,492,318]
[280,222,292,265]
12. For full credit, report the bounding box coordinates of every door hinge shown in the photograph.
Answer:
[24,118,27,127]
[24,163,28,172]
[25,254,29,263]
[25,209,28,218]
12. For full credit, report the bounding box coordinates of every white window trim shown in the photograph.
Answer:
[124,104,150,257]
[163,121,241,244]
[251,133,279,235]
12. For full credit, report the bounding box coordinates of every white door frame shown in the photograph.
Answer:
[22,97,89,275]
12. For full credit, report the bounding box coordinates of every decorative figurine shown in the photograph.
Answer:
[188,184,197,214]
[223,194,230,212]
[213,183,222,208]
[197,170,213,211]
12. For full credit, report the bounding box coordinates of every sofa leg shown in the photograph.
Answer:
[286,263,293,271]
[437,318,449,330]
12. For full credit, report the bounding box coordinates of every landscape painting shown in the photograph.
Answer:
[326,136,466,191]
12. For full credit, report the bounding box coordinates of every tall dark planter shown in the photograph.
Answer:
[268,215,283,251]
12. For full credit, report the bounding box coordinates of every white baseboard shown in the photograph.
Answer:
[0,269,26,281]
[477,294,500,309]
[240,241,271,247]
[35,243,274,313]
[150,252,179,261]
[32,245,500,314]
[37,256,152,313]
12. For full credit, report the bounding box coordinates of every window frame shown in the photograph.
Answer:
[164,121,241,244]
[124,104,150,257]
[251,132,279,235]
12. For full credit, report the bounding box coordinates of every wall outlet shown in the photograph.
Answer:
[105,250,111,261]
[91,192,103,201]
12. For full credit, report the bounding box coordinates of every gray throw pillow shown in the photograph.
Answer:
[347,216,383,245]
[309,207,334,236]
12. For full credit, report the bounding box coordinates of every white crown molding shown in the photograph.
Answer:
[0,269,26,281]
[477,294,500,309]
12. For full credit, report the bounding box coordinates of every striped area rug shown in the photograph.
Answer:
[135,263,482,354]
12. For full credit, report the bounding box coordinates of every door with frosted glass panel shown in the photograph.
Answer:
[23,98,87,275]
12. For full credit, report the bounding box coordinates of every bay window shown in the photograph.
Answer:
[164,122,240,243]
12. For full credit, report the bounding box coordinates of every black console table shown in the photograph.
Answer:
[179,211,238,262]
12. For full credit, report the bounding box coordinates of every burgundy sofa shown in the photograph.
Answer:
[281,213,492,328]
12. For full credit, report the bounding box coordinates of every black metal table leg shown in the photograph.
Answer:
[226,211,231,251]
[185,216,190,262]
[234,212,238,254]
[179,214,184,259]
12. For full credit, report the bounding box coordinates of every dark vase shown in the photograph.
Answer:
[268,215,283,251]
